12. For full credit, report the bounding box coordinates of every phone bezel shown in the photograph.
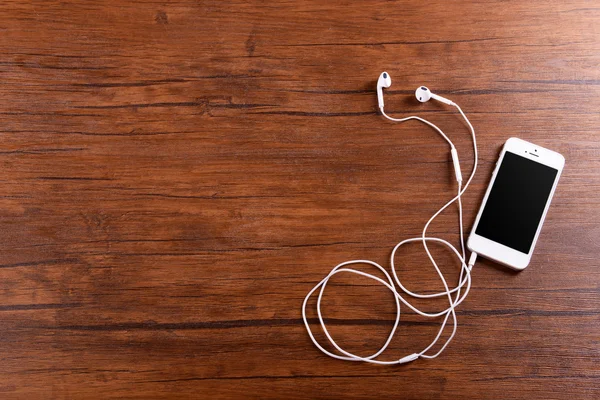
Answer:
[467,137,565,270]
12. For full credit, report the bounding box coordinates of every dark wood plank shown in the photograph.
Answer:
[0,0,598,398]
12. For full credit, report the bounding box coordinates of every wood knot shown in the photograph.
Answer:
[155,10,168,25]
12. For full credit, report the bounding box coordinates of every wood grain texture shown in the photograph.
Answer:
[0,0,599,398]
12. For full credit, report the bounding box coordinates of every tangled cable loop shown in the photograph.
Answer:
[302,102,478,364]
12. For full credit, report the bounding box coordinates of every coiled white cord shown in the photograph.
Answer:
[302,101,478,364]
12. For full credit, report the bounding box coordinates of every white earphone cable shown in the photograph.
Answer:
[302,99,478,364]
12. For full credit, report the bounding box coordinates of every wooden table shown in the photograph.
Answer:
[1,1,598,398]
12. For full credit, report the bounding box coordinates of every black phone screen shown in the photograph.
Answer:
[475,151,558,254]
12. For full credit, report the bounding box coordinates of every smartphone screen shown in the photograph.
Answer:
[475,151,558,254]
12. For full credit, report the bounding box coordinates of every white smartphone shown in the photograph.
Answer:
[467,137,564,270]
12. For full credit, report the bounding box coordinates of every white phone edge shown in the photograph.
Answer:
[467,137,565,270]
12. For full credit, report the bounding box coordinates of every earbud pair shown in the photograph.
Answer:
[377,71,455,109]
[303,72,478,365]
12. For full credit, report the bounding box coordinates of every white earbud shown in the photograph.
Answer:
[377,71,392,109]
[415,86,432,102]
[415,86,455,106]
